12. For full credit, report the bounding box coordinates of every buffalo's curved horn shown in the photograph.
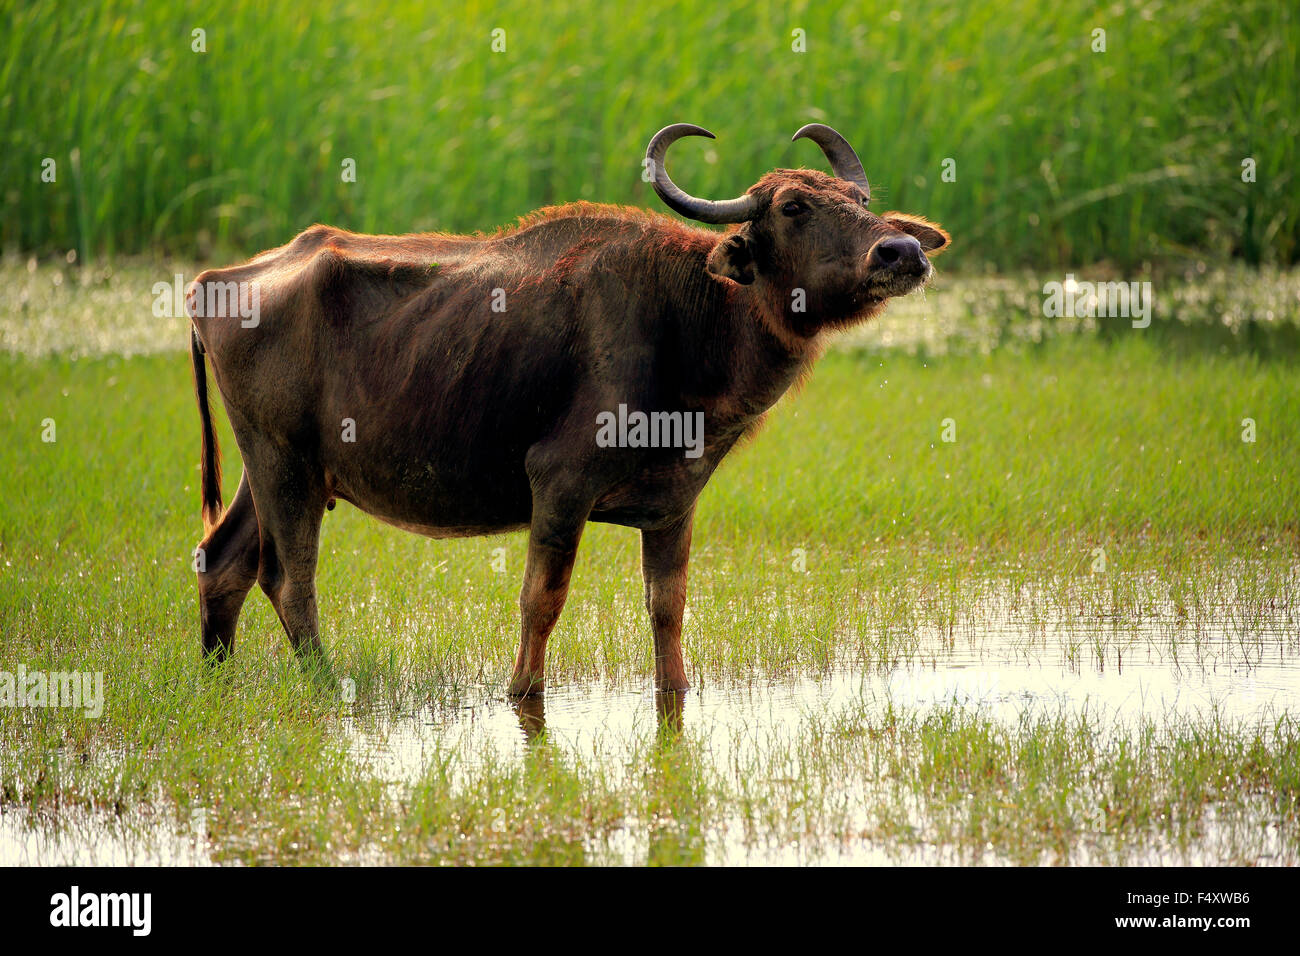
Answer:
[645,124,759,224]
[792,123,870,200]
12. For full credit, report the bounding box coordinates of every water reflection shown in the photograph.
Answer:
[654,690,686,737]
[511,694,547,741]
[509,687,687,745]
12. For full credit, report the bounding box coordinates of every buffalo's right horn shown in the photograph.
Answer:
[645,124,760,224]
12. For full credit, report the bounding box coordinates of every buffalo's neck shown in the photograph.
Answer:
[654,246,818,442]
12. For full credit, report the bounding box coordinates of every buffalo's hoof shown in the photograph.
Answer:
[507,674,546,698]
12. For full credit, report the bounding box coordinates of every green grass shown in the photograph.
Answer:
[3,0,1296,269]
[1,320,1297,683]
[1,275,1297,862]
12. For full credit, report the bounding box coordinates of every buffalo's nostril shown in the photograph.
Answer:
[871,235,925,271]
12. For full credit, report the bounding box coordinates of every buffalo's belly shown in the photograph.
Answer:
[362,512,530,540]
[330,451,533,536]
[330,451,718,535]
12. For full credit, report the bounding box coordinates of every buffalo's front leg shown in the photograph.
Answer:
[245,448,329,664]
[509,504,587,697]
[641,507,694,692]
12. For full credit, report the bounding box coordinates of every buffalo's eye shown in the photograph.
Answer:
[781,200,808,217]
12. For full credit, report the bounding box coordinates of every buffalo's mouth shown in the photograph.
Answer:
[860,260,933,300]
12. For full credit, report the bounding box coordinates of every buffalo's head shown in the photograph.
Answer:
[646,124,949,335]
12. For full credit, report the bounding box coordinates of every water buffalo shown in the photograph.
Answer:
[188,123,949,697]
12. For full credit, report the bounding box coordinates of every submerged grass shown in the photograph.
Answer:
[5,677,1297,865]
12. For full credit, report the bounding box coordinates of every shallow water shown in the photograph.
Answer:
[331,618,1297,865]
[3,607,1295,865]
[0,805,212,866]
[344,631,1298,785]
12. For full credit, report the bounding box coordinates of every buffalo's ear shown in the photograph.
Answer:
[882,214,950,255]
[706,233,756,284]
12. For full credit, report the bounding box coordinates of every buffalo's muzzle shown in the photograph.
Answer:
[867,235,928,275]
[862,234,931,297]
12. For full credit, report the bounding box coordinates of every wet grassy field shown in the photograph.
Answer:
[1,260,1297,864]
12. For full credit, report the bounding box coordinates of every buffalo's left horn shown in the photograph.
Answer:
[645,124,760,224]
[792,124,870,200]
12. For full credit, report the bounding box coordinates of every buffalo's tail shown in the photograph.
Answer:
[191,327,223,532]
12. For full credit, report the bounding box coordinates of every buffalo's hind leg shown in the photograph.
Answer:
[197,470,260,661]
